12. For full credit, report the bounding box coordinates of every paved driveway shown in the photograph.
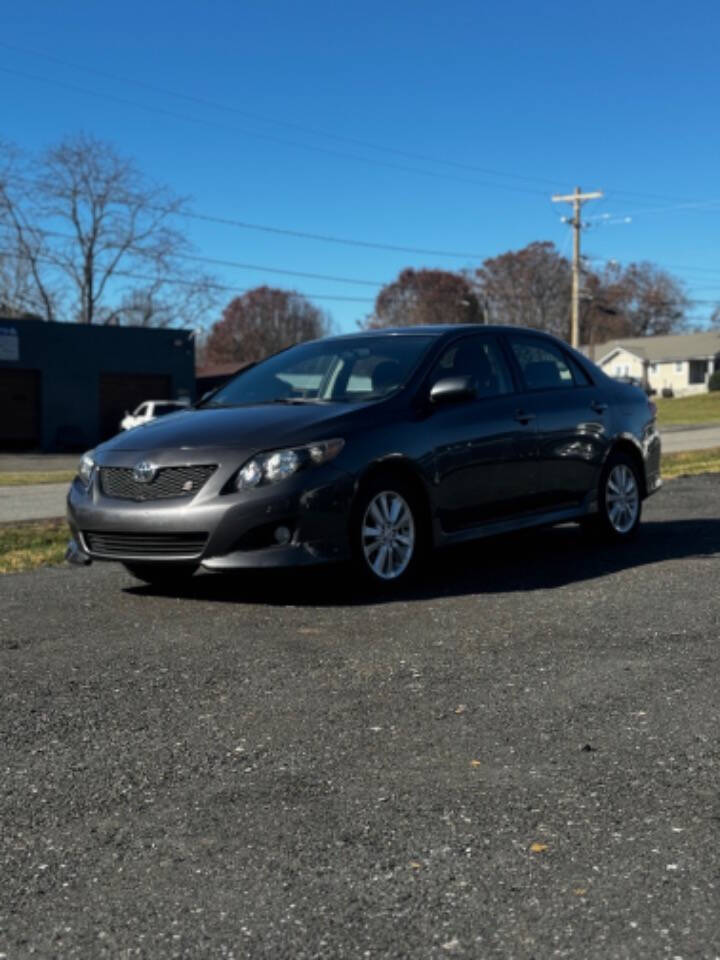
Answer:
[660,423,720,453]
[0,482,69,523]
[2,476,720,958]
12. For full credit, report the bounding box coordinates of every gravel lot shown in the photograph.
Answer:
[2,476,720,959]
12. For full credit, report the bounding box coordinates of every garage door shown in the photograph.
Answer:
[0,368,41,450]
[99,372,172,441]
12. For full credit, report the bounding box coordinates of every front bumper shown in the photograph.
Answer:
[66,453,356,570]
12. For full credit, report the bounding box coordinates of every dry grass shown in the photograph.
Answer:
[0,471,75,487]
[661,446,720,479]
[0,520,69,574]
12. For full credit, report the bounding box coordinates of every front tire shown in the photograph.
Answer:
[122,562,198,586]
[352,476,427,588]
[590,451,642,540]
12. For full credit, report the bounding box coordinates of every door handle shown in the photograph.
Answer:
[590,400,608,414]
[514,410,536,424]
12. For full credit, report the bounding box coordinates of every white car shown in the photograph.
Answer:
[119,399,190,432]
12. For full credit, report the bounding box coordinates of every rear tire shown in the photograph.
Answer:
[351,475,428,589]
[587,451,642,540]
[122,562,198,586]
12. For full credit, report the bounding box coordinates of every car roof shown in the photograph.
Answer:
[322,323,570,349]
[321,324,569,344]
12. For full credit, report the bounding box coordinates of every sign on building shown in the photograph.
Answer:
[0,326,19,362]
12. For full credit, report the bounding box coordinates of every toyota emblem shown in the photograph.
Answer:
[132,460,157,483]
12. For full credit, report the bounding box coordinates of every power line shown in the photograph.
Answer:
[0,65,549,199]
[586,200,720,221]
[6,44,720,219]
[4,205,717,307]
[170,208,487,258]
[1,173,488,259]
[587,253,720,280]
[0,226,386,287]
[7,41,720,212]
[0,248,376,304]
[5,248,717,309]
[0,40,570,192]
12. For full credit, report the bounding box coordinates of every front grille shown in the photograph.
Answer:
[99,465,217,501]
[83,531,208,559]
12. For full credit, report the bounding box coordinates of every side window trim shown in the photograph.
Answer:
[565,350,596,387]
[496,334,525,394]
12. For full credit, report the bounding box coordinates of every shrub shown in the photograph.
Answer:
[709,371,720,392]
[661,387,674,398]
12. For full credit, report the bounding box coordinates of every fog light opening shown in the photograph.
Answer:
[274,525,292,545]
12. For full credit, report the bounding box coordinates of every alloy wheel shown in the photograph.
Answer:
[361,490,416,580]
[605,463,639,534]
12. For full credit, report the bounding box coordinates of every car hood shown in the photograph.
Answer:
[100,403,358,453]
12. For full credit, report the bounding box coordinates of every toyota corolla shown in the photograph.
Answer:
[66,325,661,589]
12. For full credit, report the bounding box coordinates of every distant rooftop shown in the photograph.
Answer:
[587,331,720,364]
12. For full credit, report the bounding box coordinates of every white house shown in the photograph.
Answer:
[587,331,720,396]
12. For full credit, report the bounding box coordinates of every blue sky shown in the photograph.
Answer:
[3,0,719,333]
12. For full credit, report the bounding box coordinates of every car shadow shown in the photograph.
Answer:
[124,518,720,607]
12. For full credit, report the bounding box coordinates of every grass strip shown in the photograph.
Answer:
[655,392,720,427]
[0,471,75,487]
[661,446,720,479]
[0,519,69,574]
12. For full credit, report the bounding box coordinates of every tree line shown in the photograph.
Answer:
[200,247,699,367]
[365,244,695,345]
[2,135,713,370]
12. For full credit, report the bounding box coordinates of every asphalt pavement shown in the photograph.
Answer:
[2,476,720,958]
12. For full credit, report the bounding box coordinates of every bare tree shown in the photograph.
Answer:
[100,274,218,329]
[473,243,690,344]
[364,268,481,328]
[581,260,689,342]
[203,286,332,365]
[0,134,214,325]
[474,242,572,336]
[0,140,61,320]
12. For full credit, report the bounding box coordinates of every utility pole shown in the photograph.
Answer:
[551,186,603,348]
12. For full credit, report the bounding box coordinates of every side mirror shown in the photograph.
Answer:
[429,376,476,404]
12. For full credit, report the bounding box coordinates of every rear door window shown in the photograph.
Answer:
[507,337,588,390]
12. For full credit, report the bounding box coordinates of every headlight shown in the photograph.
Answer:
[77,450,95,487]
[235,438,344,491]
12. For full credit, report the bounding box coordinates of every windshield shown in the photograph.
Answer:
[204,335,435,406]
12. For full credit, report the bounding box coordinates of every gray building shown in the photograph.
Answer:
[0,318,195,452]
